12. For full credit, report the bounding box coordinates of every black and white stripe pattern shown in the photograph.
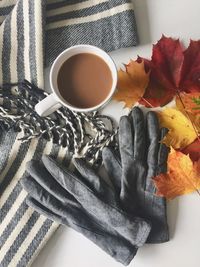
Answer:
[0,1,137,266]
[45,0,138,65]
[0,134,67,267]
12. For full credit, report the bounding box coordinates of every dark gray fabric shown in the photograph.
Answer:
[21,155,151,266]
[45,0,138,66]
[102,107,169,243]
[45,9,138,66]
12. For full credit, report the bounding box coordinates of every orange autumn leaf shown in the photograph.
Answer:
[176,92,200,115]
[113,60,150,108]
[153,148,200,199]
[176,92,200,131]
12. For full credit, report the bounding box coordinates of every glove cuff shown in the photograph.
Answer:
[123,247,138,266]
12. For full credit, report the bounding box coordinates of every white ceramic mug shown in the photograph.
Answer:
[35,45,118,117]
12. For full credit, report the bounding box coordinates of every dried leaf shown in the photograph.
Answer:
[176,92,200,134]
[157,108,197,149]
[181,139,200,162]
[114,60,149,108]
[180,40,200,93]
[139,37,200,108]
[176,92,200,115]
[193,96,200,107]
[153,148,200,199]
[150,35,184,90]
[139,74,175,107]
[139,36,184,107]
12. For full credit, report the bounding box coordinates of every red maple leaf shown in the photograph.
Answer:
[180,40,200,93]
[181,139,200,162]
[139,36,200,108]
[137,55,175,107]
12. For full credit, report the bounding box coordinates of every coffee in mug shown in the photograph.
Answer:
[57,53,113,109]
[35,45,117,116]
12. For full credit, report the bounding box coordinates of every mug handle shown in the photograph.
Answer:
[35,94,62,117]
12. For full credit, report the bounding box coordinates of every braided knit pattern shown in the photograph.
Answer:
[0,80,117,164]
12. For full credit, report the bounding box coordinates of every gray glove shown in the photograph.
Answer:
[21,155,151,265]
[102,107,169,243]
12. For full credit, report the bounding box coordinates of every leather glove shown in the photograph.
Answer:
[102,107,169,243]
[21,155,151,265]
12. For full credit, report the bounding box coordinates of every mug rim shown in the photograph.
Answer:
[49,44,118,113]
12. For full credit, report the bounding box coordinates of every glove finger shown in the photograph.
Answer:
[26,196,114,239]
[26,198,138,266]
[73,158,115,198]
[119,115,134,165]
[131,107,146,160]
[22,176,88,223]
[21,175,47,201]
[26,195,111,237]
[26,194,133,241]
[26,196,64,224]
[25,184,150,250]
[26,195,104,233]
[102,147,122,194]
[43,155,119,205]
[157,128,169,175]
[42,155,115,202]
[26,160,74,203]
[146,111,160,192]
[42,156,151,246]
[21,175,77,206]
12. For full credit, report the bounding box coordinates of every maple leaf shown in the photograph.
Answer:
[157,108,198,149]
[139,74,175,107]
[176,92,200,115]
[150,35,184,89]
[180,40,200,93]
[139,36,200,108]
[139,36,184,107]
[113,60,150,108]
[153,148,200,199]
[181,139,200,162]
[175,92,200,135]
[193,96,200,107]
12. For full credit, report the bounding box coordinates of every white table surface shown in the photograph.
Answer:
[32,1,200,266]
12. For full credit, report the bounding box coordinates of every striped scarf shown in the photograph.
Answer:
[0,1,138,266]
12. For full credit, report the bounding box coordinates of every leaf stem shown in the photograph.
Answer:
[196,189,200,197]
[140,97,154,108]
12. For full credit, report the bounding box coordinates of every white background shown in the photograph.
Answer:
[32,1,200,266]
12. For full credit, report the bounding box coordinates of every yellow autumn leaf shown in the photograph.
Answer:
[113,60,150,108]
[153,148,200,199]
[157,108,197,149]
